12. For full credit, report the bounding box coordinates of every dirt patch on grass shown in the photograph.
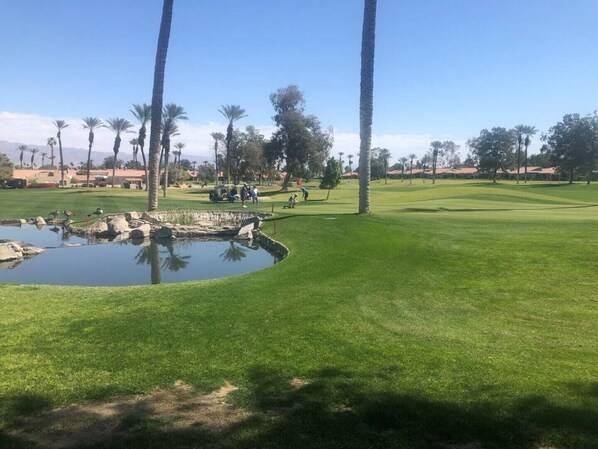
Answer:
[7,381,247,449]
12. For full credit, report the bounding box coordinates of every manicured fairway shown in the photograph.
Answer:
[1,181,597,448]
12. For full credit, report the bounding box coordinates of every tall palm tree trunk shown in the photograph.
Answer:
[358,0,377,214]
[139,142,148,190]
[226,123,233,186]
[86,140,93,188]
[148,0,174,211]
[58,133,65,187]
[524,145,529,183]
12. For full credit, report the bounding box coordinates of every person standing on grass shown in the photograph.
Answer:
[301,186,309,201]
[240,183,248,208]
[251,185,259,204]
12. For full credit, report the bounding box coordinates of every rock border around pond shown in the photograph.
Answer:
[67,210,272,241]
[0,211,290,264]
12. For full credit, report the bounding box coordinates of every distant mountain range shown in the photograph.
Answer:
[0,140,115,167]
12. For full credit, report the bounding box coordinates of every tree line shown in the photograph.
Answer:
[467,113,598,184]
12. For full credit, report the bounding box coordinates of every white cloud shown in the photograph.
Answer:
[1,111,465,164]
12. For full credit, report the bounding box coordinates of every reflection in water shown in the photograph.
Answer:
[219,240,248,262]
[134,239,192,284]
[0,225,278,286]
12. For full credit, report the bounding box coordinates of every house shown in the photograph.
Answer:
[11,168,147,188]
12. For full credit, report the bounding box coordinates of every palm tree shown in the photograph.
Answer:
[46,137,57,168]
[430,141,443,184]
[130,138,139,168]
[105,118,134,187]
[16,145,27,169]
[148,0,175,211]
[41,152,47,167]
[161,103,187,197]
[513,125,526,184]
[210,131,225,185]
[131,103,151,190]
[358,0,377,214]
[218,104,247,186]
[409,153,417,185]
[347,154,354,178]
[82,117,104,188]
[339,151,344,173]
[399,156,408,182]
[28,148,40,169]
[173,142,185,169]
[522,125,537,183]
[53,120,69,187]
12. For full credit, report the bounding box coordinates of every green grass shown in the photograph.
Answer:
[0,181,597,448]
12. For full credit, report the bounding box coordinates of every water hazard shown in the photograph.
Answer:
[0,225,278,286]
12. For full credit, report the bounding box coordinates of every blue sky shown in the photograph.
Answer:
[1,0,597,163]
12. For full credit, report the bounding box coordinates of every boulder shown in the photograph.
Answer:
[234,223,254,240]
[107,216,130,236]
[241,216,262,230]
[88,221,109,235]
[125,211,142,221]
[0,240,45,263]
[34,216,46,227]
[155,226,173,239]
[0,219,27,226]
[130,223,151,239]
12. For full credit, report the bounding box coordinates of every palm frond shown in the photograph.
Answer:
[218,104,247,123]
[53,120,69,130]
[130,103,152,124]
[82,117,104,130]
[106,117,134,136]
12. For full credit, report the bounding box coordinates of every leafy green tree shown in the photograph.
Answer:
[53,120,69,187]
[468,127,515,183]
[196,161,215,182]
[148,0,174,211]
[46,137,56,168]
[440,140,461,168]
[131,103,152,190]
[82,117,104,188]
[218,104,247,186]
[0,152,14,186]
[268,85,333,190]
[359,0,377,213]
[102,156,124,169]
[320,157,341,189]
[528,146,552,167]
[105,118,134,187]
[544,114,597,184]
[233,126,267,184]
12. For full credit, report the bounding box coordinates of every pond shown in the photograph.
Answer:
[0,225,279,286]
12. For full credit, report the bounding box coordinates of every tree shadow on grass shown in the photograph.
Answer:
[3,368,597,449]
